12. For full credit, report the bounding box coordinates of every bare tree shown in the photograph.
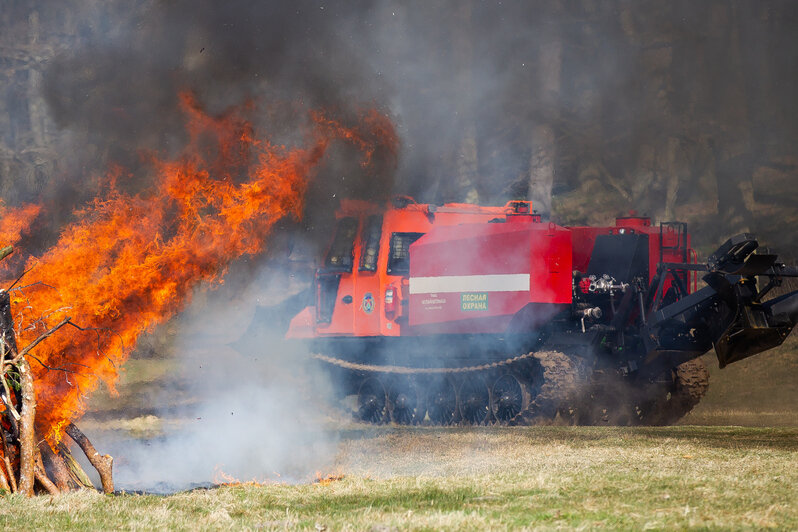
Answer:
[527,3,562,218]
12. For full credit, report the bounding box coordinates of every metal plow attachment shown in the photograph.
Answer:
[646,234,798,370]
[713,282,798,367]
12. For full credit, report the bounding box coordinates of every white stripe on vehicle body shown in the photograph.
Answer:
[409,273,530,294]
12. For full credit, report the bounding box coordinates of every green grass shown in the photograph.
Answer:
[1,426,796,530]
[65,326,798,529]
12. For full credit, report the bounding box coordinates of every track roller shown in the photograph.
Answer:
[459,376,491,425]
[490,373,530,424]
[425,377,458,425]
[388,378,422,425]
[357,377,387,423]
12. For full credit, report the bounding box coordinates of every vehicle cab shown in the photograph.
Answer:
[286,197,515,338]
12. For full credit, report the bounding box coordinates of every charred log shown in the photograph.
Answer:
[34,450,59,495]
[38,437,73,491]
[57,441,94,490]
[65,423,113,494]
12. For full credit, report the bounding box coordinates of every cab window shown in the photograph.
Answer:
[387,232,425,275]
[358,215,383,272]
[325,217,358,271]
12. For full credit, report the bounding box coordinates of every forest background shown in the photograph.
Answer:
[2,1,798,259]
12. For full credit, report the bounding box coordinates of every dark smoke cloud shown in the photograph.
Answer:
[41,0,396,232]
[44,1,386,136]
[40,2,798,237]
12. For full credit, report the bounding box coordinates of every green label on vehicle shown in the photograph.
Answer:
[461,292,488,311]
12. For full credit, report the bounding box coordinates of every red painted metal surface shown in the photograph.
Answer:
[285,199,694,340]
[570,216,692,294]
[407,219,572,334]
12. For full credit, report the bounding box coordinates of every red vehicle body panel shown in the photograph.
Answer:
[570,216,694,295]
[407,218,572,334]
[285,201,694,340]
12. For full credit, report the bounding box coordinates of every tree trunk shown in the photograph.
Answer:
[713,2,754,232]
[452,0,479,203]
[528,123,557,217]
[27,10,47,148]
[17,355,36,496]
[527,5,562,218]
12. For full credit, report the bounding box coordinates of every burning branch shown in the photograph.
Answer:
[0,278,113,496]
[9,316,72,365]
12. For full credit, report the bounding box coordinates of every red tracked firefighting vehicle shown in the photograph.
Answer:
[287,196,798,425]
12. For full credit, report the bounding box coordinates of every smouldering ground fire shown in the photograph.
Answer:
[0,93,396,446]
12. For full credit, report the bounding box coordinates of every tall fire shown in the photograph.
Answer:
[0,92,397,496]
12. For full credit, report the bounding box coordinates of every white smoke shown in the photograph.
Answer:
[87,256,341,493]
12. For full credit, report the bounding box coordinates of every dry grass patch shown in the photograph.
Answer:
[684,338,798,427]
[0,425,794,530]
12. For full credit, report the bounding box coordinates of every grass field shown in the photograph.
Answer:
[682,340,798,427]
[0,426,796,530]
[29,328,798,530]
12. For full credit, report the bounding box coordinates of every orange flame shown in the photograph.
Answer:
[0,202,41,248]
[213,465,251,486]
[314,470,345,486]
[1,93,397,441]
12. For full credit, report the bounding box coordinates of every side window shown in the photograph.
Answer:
[325,217,358,271]
[387,232,425,275]
[358,215,383,272]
